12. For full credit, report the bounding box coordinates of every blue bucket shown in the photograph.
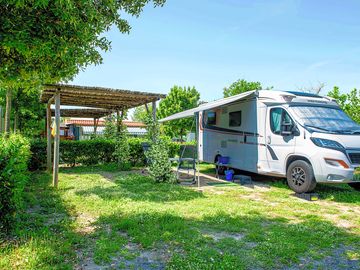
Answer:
[219,156,230,164]
[225,169,234,181]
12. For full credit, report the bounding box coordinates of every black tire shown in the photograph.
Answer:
[286,160,317,193]
[348,182,360,191]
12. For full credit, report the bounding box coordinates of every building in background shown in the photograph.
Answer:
[62,119,147,140]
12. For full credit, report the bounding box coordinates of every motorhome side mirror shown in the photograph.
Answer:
[280,122,294,136]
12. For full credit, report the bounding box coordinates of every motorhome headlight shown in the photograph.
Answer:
[310,138,345,151]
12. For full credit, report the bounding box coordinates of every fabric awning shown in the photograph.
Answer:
[159,90,257,122]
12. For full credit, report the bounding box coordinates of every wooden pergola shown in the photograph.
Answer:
[41,84,166,188]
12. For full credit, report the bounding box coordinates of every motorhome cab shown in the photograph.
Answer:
[160,90,360,193]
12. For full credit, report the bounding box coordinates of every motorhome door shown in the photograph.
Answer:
[266,107,296,175]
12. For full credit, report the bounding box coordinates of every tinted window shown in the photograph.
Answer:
[270,108,293,135]
[229,111,241,127]
[207,111,216,125]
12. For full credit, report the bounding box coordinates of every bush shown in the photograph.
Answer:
[29,138,189,169]
[0,134,31,232]
[29,139,47,171]
[144,116,176,183]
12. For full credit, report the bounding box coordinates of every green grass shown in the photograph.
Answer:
[1,164,360,269]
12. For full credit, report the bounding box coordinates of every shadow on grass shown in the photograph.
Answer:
[0,172,82,269]
[270,180,360,204]
[75,173,204,203]
[315,184,360,204]
[93,209,360,269]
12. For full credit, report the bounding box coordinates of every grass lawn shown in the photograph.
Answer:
[1,164,360,269]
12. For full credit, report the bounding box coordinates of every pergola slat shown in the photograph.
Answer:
[51,108,112,118]
[41,83,165,188]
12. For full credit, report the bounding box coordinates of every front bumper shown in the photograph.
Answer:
[311,149,359,183]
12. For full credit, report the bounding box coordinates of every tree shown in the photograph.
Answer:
[0,0,166,133]
[328,87,360,124]
[132,105,152,123]
[144,115,175,183]
[297,82,326,95]
[158,86,200,139]
[223,79,263,97]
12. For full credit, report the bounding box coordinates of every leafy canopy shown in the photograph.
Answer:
[328,86,360,124]
[223,79,269,97]
[158,86,200,139]
[0,0,166,87]
[132,105,152,123]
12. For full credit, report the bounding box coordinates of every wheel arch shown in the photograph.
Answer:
[286,155,313,171]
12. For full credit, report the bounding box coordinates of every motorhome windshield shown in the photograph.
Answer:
[290,105,360,134]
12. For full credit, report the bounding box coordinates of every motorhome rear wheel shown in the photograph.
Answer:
[286,160,317,193]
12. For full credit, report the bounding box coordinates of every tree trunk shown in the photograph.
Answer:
[0,106,3,134]
[13,112,18,132]
[4,89,12,135]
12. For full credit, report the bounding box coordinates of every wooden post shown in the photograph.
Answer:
[46,103,52,172]
[93,118,97,136]
[152,101,156,121]
[116,110,120,135]
[53,92,60,188]
[145,103,149,114]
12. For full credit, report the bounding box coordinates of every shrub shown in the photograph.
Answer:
[29,139,47,171]
[28,138,188,169]
[113,131,131,171]
[0,134,31,232]
[145,116,176,183]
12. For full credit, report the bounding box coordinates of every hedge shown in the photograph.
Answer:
[29,138,184,170]
[0,134,31,232]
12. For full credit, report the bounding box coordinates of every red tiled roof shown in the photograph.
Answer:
[65,119,145,127]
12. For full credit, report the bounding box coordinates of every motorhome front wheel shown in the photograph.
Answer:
[286,160,317,193]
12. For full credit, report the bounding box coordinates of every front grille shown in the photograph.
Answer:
[348,153,360,164]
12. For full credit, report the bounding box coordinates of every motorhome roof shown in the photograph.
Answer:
[285,91,322,98]
[159,90,337,122]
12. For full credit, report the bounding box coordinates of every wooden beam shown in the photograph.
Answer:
[144,103,149,114]
[53,92,60,188]
[46,103,52,172]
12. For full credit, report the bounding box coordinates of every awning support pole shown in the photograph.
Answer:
[53,92,60,188]
[195,113,200,189]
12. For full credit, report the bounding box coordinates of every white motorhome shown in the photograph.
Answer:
[160,90,360,193]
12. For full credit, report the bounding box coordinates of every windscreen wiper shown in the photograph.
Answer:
[304,125,333,132]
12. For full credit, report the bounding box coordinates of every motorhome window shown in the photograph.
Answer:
[207,111,216,125]
[229,111,242,127]
[270,108,293,134]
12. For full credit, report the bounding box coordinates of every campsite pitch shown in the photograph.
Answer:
[1,164,359,269]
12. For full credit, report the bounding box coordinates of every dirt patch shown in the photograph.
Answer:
[201,229,245,241]
[286,245,360,270]
[75,212,98,234]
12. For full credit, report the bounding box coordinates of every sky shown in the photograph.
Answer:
[71,0,360,103]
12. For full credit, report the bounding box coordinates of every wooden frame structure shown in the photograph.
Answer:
[41,84,165,188]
